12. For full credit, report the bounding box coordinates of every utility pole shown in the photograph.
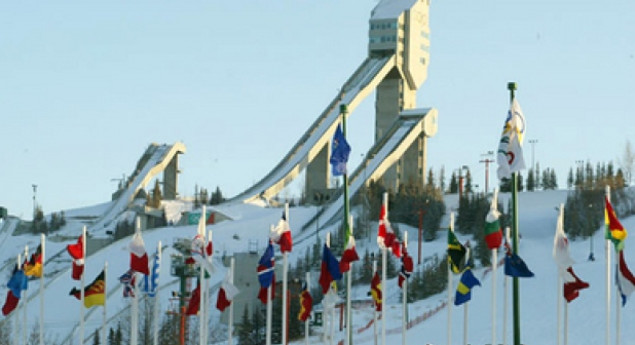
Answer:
[480,151,495,194]
[529,139,538,171]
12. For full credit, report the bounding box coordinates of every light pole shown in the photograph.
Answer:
[480,151,495,194]
[32,184,38,220]
[528,139,538,171]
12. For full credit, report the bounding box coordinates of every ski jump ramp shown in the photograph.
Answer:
[230,56,396,205]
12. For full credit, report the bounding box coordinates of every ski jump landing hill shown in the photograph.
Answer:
[230,0,439,231]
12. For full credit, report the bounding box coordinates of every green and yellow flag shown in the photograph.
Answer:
[447,230,466,274]
[605,196,627,251]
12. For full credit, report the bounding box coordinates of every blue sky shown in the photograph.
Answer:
[2,1,634,219]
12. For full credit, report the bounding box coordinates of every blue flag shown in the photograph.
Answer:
[119,269,136,298]
[504,252,534,278]
[143,251,160,297]
[454,268,480,305]
[7,265,27,299]
[257,242,275,289]
[330,124,351,176]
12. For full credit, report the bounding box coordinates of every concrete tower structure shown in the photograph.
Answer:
[370,0,431,191]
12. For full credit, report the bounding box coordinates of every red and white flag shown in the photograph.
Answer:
[216,269,239,312]
[270,212,292,253]
[377,202,401,258]
[129,231,149,275]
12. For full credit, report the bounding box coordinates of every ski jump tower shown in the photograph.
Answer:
[233,0,437,206]
[305,0,433,194]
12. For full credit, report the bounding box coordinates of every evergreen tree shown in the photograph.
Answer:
[92,330,100,345]
[464,169,473,194]
[526,169,535,191]
[439,166,446,192]
[210,186,225,205]
[567,168,574,189]
[449,172,458,194]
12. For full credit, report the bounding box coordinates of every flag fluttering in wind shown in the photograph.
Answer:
[563,267,589,303]
[496,98,526,180]
[191,234,214,275]
[257,241,275,304]
[186,280,201,315]
[298,281,313,322]
[318,244,342,294]
[398,244,413,289]
[605,196,627,251]
[370,271,382,312]
[270,212,293,253]
[70,270,105,308]
[23,244,43,278]
[129,231,150,275]
[142,251,160,297]
[504,243,534,278]
[330,123,351,176]
[454,266,480,306]
[216,269,239,312]
[67,235,84,280]
[2,264,27,316]
[616,250,635,306]
[484,196,503,249]
[119,269,137,298]
[377,203,401,258]
[339,222,359,273]
[552,206,588,302]
[447,230,466,274]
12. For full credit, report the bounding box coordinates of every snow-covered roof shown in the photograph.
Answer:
[370,0,418,20]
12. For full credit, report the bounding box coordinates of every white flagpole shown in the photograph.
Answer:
[39,233,45,345]
[80,226,86,345]
[491,247,498,345]
[402,231,408,345]
[372,258,378,345]
[199,207,206,345]
[346,214,354,345]
[266,226,274,345]
[447,212,454,345]
[502,227,510,345]
[612,187,621,345]
[131,218,141,345]
[205,229,213,345]
[229,257,236,345]
[463,246,470,345]
[557,273,562,345]
[564,299,568,345]
[153,241,162,345]
[13,253,20,345]
[103,261,108,345]
[605,185,611,345]
[22,246,28,345]
[305,271,310,345]
[381,192,388,345]
[283,203,289,345]
[491,188,498,345]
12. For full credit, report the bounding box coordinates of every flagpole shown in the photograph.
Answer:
[372,257,378,345]
[205,229,213,345]
[80,225,86,345]
[605,185,611,345]
[305,271,310,345]
[132,218,140,345]
[103,261,108,345]
[447,212,454,345]
[266,228,274,345]
[463,246,470,345]
[229,256,236,345]
[39,233,45,345]
[557,273,562,345]
[502,226,510,345]
[153,241,162,345]
[507,81,522,345]
[608,185,622,345]
[339,103,354,345]
[402,231,408,345]
[282,203,289,345]
[491,188,499,345]
[199,207,206,345]
[14,253,20,345]
[326,232,333,345]
[22,246,28,345]
[346,215,354,345]
[381,193,388,345]
[563,299,568,345]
